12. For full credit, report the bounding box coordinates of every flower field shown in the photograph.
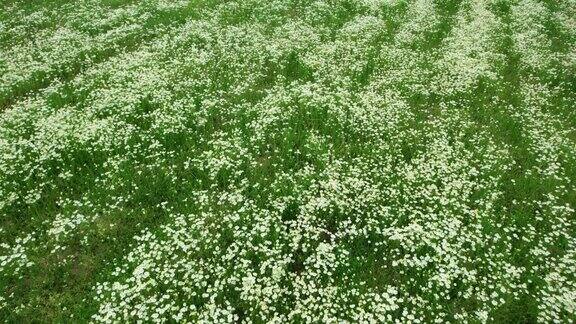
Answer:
[0,0,575,322]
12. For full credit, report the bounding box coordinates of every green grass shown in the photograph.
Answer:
[1,0,575,322]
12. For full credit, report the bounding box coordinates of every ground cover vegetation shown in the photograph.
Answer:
[0,0,575,322]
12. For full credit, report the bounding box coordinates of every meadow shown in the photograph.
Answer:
[0,0,575,322]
